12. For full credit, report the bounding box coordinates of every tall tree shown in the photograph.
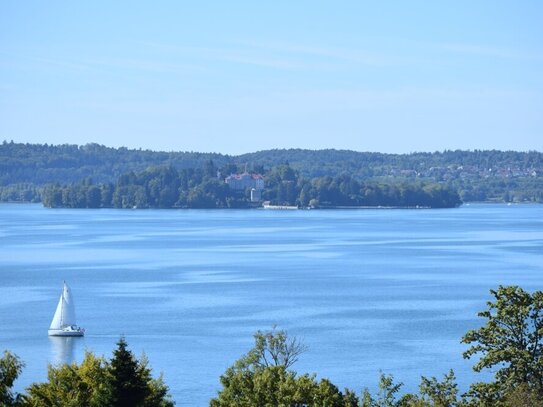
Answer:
[362,373,404,407]
[109,337,149,407]
[211,327,355,406]
[462,285,543,403]
[236,326,308,370]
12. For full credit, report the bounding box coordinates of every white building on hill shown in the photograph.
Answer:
[225,172,264,191]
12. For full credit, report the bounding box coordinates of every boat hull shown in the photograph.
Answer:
[262,204,298,210]
[48,329,84,337]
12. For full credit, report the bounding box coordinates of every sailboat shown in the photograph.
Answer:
[48,281,85,337]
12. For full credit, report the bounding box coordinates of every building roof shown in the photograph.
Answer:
[225,172,264,180]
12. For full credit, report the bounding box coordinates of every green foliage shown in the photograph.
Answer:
[109,337,150,406]
[108,337,173,407]
[211,327,355,406]
[25,338,173,407]
[236,326,309,371]
[460,381,502,407]
[360,371,466,407]
[461,285,543,403]
[2,142,542,204]
[377,373,403,407]
[0,141,230,187]
[362,373,404,407]
[40,165,462,209]
[211,365,355,406]
[0,350,24,406]
[26,352,111,407]
[502,382,543,406]
[41,165,250,209]
[0,183,41,203]
[418,370,460,407]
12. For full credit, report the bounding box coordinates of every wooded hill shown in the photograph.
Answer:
[1,141,542,203]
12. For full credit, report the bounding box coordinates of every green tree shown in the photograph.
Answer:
[413,370,461,407]
[362,373,403,407]
[27,352,111,407]
[109,337,150,406]
[204,159,217,179]
[133,354,173,407]
[86,186,102,208]
[186,187,215,208]
[210,327,354,406]
[0,350,24,406]
[27,363,85,406]
[77,352,114,406]
[237,326,308,370]
[377,373,403,407]
[211,365,354,406]
[362,371,463,407]
[25,340,173,407]
[101,183,114,207]
[462,285,543,403]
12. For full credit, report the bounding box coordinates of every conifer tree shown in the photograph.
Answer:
[109,337,149,407]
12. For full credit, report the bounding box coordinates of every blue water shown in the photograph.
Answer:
[1,203,542,405]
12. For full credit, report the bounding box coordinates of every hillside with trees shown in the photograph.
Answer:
[1,141,542,204]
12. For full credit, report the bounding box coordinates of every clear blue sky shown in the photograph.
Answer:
[1,1,542,154]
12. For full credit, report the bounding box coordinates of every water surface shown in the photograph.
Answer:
[1,203,542,405]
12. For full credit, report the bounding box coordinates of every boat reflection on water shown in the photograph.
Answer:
[49,336,82,365]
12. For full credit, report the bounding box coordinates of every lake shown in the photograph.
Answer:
[1,203,542,405]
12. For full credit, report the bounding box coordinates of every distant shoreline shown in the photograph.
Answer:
[2,202,540,211]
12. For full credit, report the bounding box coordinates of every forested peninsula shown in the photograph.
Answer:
[40,165,461,209]
[1,141,542,208]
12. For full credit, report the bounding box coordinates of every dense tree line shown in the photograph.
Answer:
[237,148,543,180]
[40,163,461,209]
[0,141,230,186]
[0,184,40,203]
[1,142,542,203]
[454,176,543,203]
[264,165,462,208]
[41,164,248,209]
[2,286,543,406]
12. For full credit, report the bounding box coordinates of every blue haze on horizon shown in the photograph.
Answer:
[0,1,542,155]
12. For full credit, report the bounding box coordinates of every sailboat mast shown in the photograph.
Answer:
[60,281,65,327]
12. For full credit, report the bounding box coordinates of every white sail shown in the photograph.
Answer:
[61,282,77,326]
[49,293,64,330]
[49,282,77,330]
